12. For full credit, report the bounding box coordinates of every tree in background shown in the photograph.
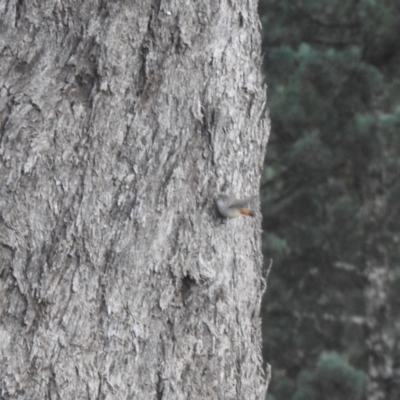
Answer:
[0,1,268,398]
[259,1,400,399]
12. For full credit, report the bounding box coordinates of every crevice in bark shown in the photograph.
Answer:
[200,103,216,166]
[181,275,197,303]
[97,373,103,400]
[239,12,244,28]
[97,0,109,19]
[151,0,162,15]
[156,369,164,400]
[15,0,24,27]
[0,102,12,144]
[172,18,188,55]
[72,37,101,101]
[137,43,149,95]
[246,92,255,118]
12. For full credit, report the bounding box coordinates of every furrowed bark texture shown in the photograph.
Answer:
[0,1,269,399]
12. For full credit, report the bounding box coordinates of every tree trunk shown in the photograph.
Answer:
[0,1,269,399]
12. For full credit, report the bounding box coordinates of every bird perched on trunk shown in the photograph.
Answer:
[215,194,255,218]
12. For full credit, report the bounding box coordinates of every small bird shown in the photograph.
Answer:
[215,194,255,218]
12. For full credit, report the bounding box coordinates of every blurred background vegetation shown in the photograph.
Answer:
[259,1,400,399]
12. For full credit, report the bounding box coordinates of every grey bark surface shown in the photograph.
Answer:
[0,1,269,399]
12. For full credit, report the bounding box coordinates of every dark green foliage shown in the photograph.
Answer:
[267,376,295,400]
[259,0,400,398]
[293,352,365,400]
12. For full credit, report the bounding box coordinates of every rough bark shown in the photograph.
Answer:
[0,1,269,399]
